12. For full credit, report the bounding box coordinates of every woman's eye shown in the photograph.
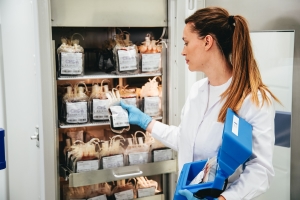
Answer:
[184,42,188,46]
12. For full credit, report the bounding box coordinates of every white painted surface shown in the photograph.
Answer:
[169,0,206,126]
[254,146,291,200]
[0,0,43,199]
[0,19,8,200]
[250,31,294,200]
[251,31,294,112]
[51,0,167,27]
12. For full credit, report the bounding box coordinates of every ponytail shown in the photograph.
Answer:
[218,15,280,122]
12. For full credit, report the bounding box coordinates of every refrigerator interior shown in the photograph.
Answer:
[52,19,176,200]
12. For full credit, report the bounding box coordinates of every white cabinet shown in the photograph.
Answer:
[50,1,176,199]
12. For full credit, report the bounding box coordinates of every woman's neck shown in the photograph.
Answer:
[205,57,232,86]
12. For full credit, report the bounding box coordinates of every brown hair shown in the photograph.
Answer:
[185,7,280,122]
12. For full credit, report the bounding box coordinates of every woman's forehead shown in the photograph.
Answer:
[183,24,199,38]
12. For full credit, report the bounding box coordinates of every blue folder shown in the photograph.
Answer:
[174,108,252,200]
[0,128,6,170]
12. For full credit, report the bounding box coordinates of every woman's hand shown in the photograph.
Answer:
[178,189,199,200]
[120,101,152,130]
[218,196,226,200]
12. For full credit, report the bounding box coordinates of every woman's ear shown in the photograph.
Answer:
[204,35,214,50]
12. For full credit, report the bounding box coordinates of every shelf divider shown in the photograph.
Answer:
[57,72,162,81]
[67,159,177,187]
[59,116,163,129]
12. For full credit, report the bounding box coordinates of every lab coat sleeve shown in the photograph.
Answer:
[151,122,180,151]
[221,92,275,200]
[150,103,187,152]
[151,78,206,153]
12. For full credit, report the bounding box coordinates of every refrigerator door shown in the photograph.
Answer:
[0,0,56,199]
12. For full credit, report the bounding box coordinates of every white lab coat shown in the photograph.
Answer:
[151,77,275,200]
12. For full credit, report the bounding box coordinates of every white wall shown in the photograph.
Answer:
[0,9,8,200]
[250,31,294,200]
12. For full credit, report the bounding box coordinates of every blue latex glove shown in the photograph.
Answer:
[178,189,219,200]
[120,101,152,130]
[179,189,199,200]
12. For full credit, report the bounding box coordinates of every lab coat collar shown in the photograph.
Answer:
[197,77,209,92]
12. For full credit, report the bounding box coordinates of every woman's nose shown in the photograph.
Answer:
[181,49,186,56]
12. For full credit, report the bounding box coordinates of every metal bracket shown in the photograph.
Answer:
[188,0,196,10]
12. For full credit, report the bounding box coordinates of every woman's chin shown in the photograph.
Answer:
[188,66,195,72]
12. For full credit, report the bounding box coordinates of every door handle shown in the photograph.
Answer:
[30,126,40,147]
[112,170,143,178]
[30,134,39,140]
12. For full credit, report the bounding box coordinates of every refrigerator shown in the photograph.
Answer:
[3,0,296,199]
[0,0,205,200]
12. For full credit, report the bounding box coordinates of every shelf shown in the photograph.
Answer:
[59,121,110,128]
[59,116,163,128]
[57,71,162,81]
[61,159,176,187]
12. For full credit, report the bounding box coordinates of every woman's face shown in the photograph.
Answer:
[181,23,207,72]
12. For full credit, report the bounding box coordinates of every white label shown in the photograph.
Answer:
[102,154,124,169]
[128,152,149,165]
[137,187,156,198]
[87,194,107,200]
[232,115,239,136]
[76,160,99,173]
[118,49,137,71]
[110,106,129,128]
[142,53,161,72]
[153,149,172,162]
[122,97,137,107]
[66,102,88,123]
[93,99,109,120]
[114,189,134,200]
[189,170,204,185]
[144,97,160,116]
[61,52,83,74]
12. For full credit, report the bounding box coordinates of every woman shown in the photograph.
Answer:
[121,7,279,200]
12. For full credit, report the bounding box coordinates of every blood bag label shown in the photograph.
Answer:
[93,99,109,120]
[76,160,99,173]
[118,49,137,71]
[61,52,83,75]
[142,53,161,72]
[122,97,137,107]
[66,102,88,123]
[87,194,107,200]
[128,152,149,165]
[153,149,173,162]
[137,187,156,198]
[114,189,134,200]
[110,106,129,128]
[144,96,160,117]
[102,154,124,169]
[232,115,239,136]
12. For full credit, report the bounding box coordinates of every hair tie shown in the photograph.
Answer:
[228,15,235,26]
